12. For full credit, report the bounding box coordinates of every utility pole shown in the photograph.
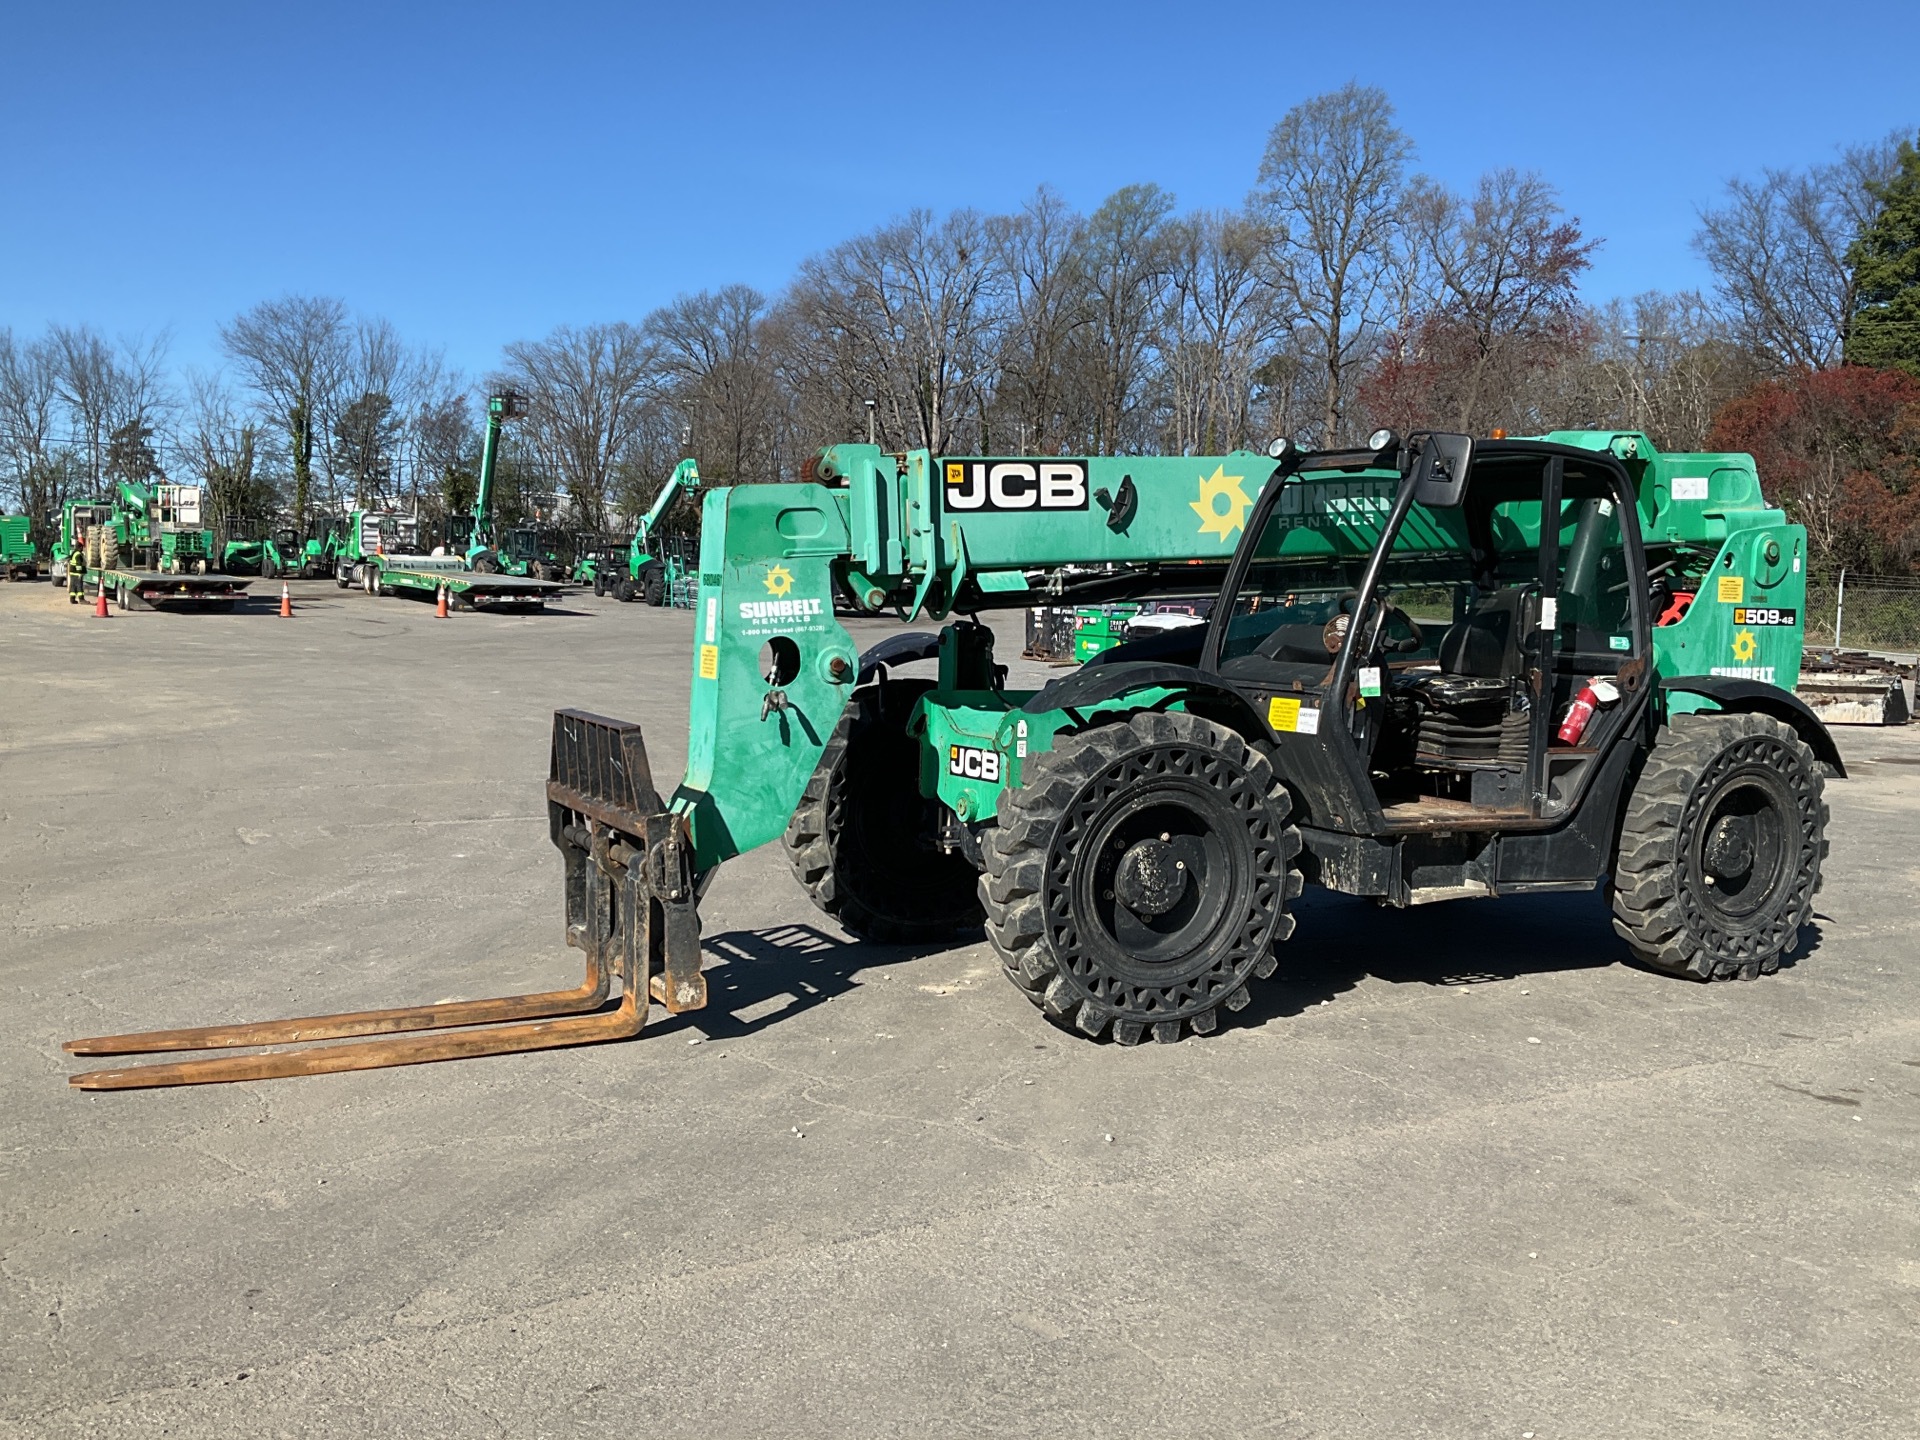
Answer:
[865,399,876,446]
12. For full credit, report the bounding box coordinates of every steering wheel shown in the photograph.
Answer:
[1321,589,1423,658]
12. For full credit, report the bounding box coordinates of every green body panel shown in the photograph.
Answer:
[915,685,1190,821]
[669,483,859,871]
[1072,603,1143,663]
[1,514,35,569]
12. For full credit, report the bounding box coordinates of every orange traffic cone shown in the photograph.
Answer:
[94,579,109,618]
[435,584,449,619]
[280,582,292,618]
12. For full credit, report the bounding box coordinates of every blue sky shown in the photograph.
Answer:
[4,0,1916,383]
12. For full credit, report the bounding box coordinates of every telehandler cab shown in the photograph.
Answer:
[66,430,1838,1086]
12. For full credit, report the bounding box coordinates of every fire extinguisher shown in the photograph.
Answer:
[1557,678,1620,745]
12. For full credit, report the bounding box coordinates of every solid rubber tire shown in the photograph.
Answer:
[783,679,985,944]
[981,711,1302,1044]
[1610,711,1828,981]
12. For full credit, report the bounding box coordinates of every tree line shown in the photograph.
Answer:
[3,85,1917,575]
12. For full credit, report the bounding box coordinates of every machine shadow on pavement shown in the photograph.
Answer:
[1236,888,1826,1031]
[651,896,1828,1046]
[654,923,874,1040]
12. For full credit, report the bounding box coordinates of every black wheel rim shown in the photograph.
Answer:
[1678,732,1814,959]
[1075,788,1243,972]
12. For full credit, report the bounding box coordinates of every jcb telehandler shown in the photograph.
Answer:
[66,430,1838,1086]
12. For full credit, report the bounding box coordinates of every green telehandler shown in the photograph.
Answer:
[67,430,1840,1086]
[605,459,701,604]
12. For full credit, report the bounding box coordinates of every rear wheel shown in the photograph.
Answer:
[616,578,636,603]
[1611,712,1827,980]
[644,569,666,606]
[982,711,1302,1044]
[784,679,985,943]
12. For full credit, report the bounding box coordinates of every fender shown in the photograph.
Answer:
[1662,676,1846,777]
[1020,659,1268,737]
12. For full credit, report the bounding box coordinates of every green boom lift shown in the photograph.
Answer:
[66,430,1842,1085]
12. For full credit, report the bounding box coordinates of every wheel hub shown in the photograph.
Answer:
[1113,837,1188,918]
[1705,813,1756,883]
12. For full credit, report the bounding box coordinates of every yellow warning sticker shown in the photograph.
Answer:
[1267,696,1302,732]
[1717,575,1744,604]
[698,644,719,679]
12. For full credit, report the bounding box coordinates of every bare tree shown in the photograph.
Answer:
[1373,169,1597,433]
[497,322,656,530]
[645,285,784,483]
[0,328,72,541]
[1695,135,1903,371]
[1076,184,1178,452]
[781,209,1003,455]
[1157,209,1281,453]
[219,296,350,527]
[1253,83,1414,443]
[986,187,1090,453]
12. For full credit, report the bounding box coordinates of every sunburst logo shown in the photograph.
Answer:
[1190,466,1252,542]
[763,564,794,597]
[1731,628,1757,662]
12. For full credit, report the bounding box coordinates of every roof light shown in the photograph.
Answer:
[1367,428,1399,452]
[1490,428,1507,439]
[1266,437,1296,461]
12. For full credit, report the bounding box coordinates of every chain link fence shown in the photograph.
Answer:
[1803,575,1920,653]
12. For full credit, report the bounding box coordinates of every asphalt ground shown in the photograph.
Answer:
[2,576,1917,1438]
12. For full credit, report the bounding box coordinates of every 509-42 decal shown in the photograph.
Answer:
[1731,607,1796,626]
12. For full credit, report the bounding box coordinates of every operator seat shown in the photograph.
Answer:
[1436,586,1529,678]
[1408,586,1533,767]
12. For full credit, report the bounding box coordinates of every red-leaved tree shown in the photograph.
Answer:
[1709,365,1920,575]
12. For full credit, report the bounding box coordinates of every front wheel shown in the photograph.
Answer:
[616,579,636,603]
[783,679,985,943]
[982,711,1303,1045]
[1611,712,1828,980]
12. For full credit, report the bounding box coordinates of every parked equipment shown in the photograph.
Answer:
[58,490,249,610]
[335,506,562,610]
[610,460,701,604]
[66,431,1839,1086]
[1,514,38,581]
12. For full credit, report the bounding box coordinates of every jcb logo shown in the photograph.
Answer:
[944,460,1088,512]
[947,744,1001,782]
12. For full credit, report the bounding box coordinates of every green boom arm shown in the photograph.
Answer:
[663,448,1287,870]
[628,459,702,574]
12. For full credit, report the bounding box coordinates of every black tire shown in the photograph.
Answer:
[783,679,985,944]
[473,552,501,574]
[364,564,380,596]
[982,711,1302,1044]
[335,564,351,589]
[1611,712,1828,981]
[644,573,666,606]
[261,550,277,580]
[593,572,606,597]
[616,578,636,603]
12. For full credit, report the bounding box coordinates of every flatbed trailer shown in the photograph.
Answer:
[69,567,253,611]
[362,553,562,610]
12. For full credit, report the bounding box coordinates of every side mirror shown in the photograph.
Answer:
[1409,432,1473,507]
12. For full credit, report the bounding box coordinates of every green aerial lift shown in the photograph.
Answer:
[67,430,1840,1085]
[605,459,701,604]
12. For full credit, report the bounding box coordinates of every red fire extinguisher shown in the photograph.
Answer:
[1557,678,1620,745]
